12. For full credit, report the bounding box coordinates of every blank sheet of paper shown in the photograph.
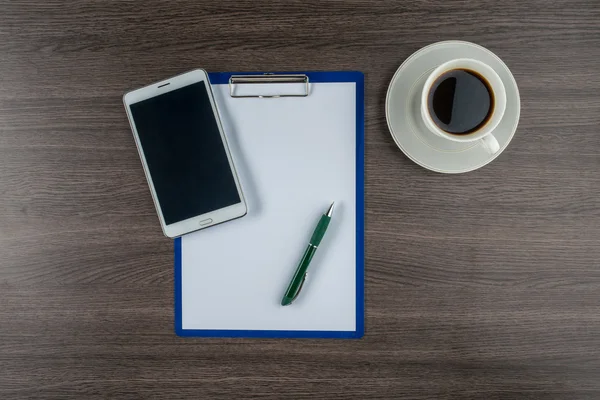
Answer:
[176,73,363,338]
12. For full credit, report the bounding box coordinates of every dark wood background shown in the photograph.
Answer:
[1,0,600,398]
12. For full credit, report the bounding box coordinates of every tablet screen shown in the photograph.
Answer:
[129,82,240,225]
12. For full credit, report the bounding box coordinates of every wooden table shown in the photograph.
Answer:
[2,0,599,398]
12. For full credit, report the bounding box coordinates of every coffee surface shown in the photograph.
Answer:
[427,68,494,135]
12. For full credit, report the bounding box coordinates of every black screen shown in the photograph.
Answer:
[130,82,241,225]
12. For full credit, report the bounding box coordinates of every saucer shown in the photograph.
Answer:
[385,41,521,173]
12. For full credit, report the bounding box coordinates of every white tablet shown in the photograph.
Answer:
[123,69,247,238]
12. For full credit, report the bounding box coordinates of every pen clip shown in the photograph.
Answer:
[291,273,308,301]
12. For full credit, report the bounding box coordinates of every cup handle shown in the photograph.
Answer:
[480,134,500,154]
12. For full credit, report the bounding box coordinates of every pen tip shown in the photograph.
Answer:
[281,297,293,306]
[326,202,335,217]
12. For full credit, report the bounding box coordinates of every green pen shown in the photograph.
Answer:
[281,202,335,306]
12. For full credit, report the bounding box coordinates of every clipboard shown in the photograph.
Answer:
[174,71,364,338]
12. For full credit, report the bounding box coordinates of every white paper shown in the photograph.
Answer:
[181,82,357,332]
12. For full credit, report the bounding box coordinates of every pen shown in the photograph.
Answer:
[281,202,335,306]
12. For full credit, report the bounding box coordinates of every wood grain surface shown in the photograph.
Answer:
[1,0,600,398]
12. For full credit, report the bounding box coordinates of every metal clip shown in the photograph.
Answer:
[229,74,309,98]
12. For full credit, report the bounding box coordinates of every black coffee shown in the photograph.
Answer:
[427,68,494,135]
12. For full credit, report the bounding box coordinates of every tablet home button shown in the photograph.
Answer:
[199,218,213,226]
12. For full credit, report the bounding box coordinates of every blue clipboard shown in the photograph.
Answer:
[174,71,364,338]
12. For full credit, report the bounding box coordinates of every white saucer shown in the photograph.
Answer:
[385,41,521,173]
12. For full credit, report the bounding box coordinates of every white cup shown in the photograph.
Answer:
[421,58,506,154]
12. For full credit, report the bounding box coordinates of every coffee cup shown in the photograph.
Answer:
[420,58,507,154]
